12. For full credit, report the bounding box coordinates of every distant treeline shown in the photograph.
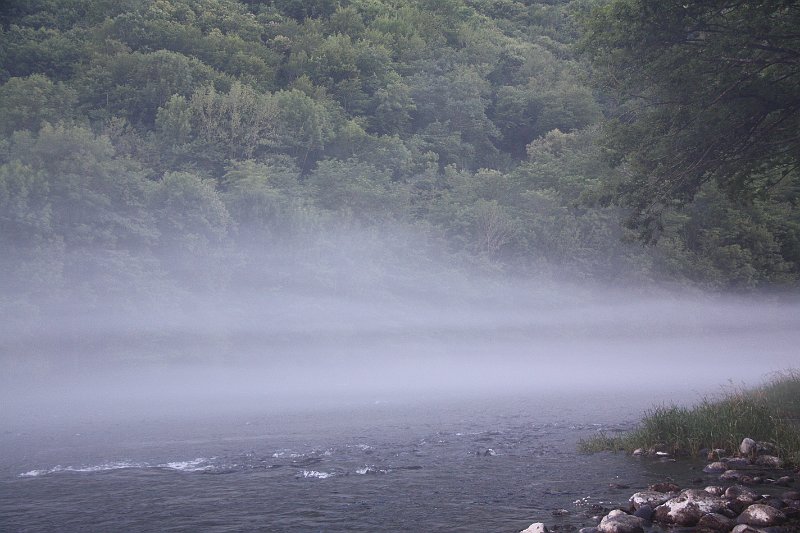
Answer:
[1,0,798,313]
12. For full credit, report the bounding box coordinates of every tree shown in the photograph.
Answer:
[581,0,800,240]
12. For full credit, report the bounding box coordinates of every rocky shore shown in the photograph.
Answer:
[520,438,800,533]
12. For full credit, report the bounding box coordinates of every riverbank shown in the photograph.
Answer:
[579,371,800,465]
[515,371,800,532]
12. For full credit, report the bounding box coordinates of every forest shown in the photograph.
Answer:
[1,0,799,320]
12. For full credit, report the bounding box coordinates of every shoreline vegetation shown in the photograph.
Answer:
[579,371,800,466]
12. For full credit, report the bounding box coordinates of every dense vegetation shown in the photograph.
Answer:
[1,0,799,316]
[579,371,800,466]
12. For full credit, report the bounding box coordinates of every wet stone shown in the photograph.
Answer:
[598,510,644,533]
[520,522,549,533]
[696,512,735,532]
[649,482,680,493]
[754,456,783,469]
[737,504,787,527]
[725,485,760,504]
[653,489,727,527]
[632,505,653,521]
[629,491,675,510]
[705,462,729,474]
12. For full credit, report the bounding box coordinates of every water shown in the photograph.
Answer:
[0,391,708,533]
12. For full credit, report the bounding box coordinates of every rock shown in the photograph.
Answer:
[760,496,785,510]
[609,483,630,490]
[721,470,744,481]
[754,455,782,468]
[756,441,776,455]
[775,476,793,486]
[579,528,600,533]
[741,438,757,456]
[649,482,680,493]
[782,490,800,501]
[551,508,569,516]
[696,512,736,532]
[783,506,800,519]
[725,457,752,468]
[705,462,729,473]
[598,510,644,533]
[737,504,787,527]
[629,490,676,510]
[632,448,643,456]
[725,485,760,504]
[653,489,727,526]
[706,486,725,496]
[632,504,653,521]
[520,523,549,533]
[731,526,763,533]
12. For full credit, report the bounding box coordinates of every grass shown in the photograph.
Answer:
[579,370,800,466]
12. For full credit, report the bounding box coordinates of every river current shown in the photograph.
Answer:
[0,390,711,533]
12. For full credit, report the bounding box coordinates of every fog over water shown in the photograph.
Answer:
[2,235,799,427]
[2,237,800,532]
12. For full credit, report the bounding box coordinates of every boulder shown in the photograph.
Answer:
[598,510,644,533]
[782,490,800,501]
[696,512,736,532]
[579,528,600,533]
[706,486,725,496]
[705,462,729,473]
[754,455,782,468]
[724,457,751,468]
[759,496,785,510]
[775,476,793,486]
[736,504,786,527]
[721,470,744,481]
[725,485,760,504]
[649,482,680,493]
[632,504,653,521]
[653,489,727,526]
[740,438,757,456]
[731,526,763,533]
[520,523,548,533]
[629,490,676,510]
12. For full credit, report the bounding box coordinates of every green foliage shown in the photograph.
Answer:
[0,74,78,135]
[0,0,797,304]
[580,0,800,241]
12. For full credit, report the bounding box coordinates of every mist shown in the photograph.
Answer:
[3,227,798,430]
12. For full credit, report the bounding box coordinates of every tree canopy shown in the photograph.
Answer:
[581,0,800,240]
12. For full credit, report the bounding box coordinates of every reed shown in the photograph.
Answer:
[579,370,800,465]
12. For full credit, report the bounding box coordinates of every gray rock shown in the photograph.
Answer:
[579,528,600,533]
[731,526,763,533]
[520,523,549,533]
[648,482,680,493]
[653,489,728,526]
[632,504,653,521]
[722,470,744,481]
[696,512,736,532]
[754,455,782,468]
[725,457,752,468]
[706,486,726,496]
[740,438,757,456]
[705,462,730,473]
[775,476,793,486]
[598,510,644,533]
[782,490,800,501]
[759,496,785,510]
[725,485,760,504]
[629,491,675,510]
[737,504,787,527]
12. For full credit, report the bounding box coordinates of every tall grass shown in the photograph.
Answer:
[579,370,800,465]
